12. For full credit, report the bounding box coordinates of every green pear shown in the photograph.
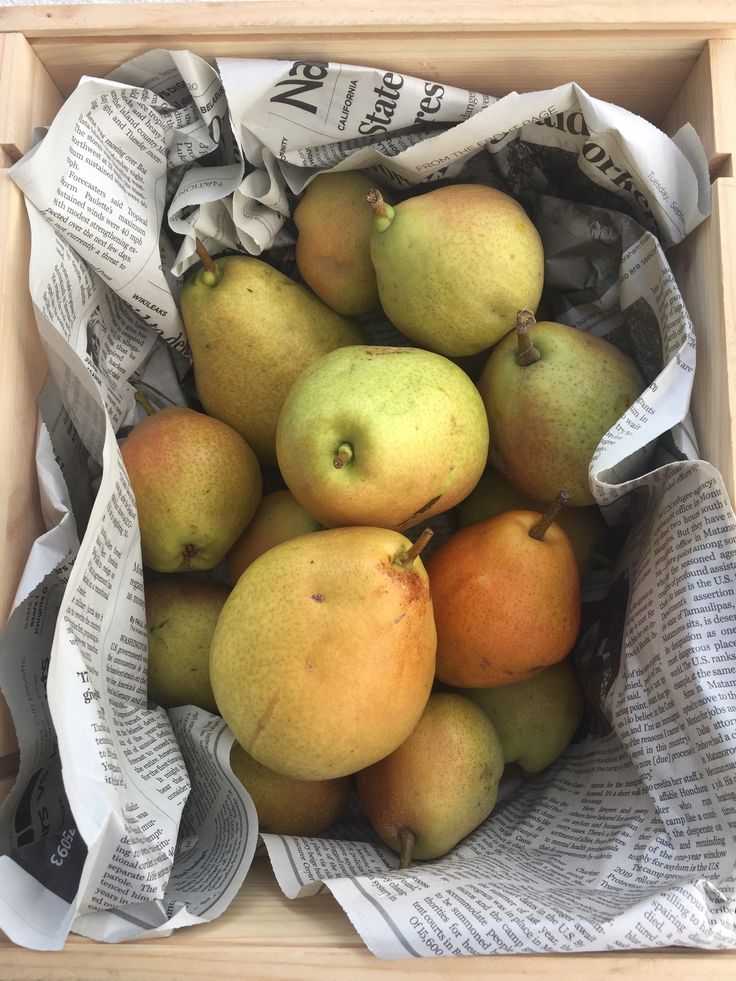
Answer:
[356,693,504,867]
[276,345,489,531]
[179,248,363,466]
[295,171,387,316]
[226,489,322,584]
[230,742,350,837]
[368,183,544,357]
[120,406,262,572]
[457,469,610,576]
[478,310,646,506]
[460,660,586,774]
[146,577,229,713]
[209,526,437,781]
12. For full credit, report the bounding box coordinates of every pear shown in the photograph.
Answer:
[457,468,610,576]
[120,406,262,572]
[209,526,437,781]
[230,742,350,837]
[459,660,586,774]
[226,489,322,584]
[356,693,504,867]
[294,171,387,316]
[368,184,544,357]
[426,494,581,688]
[179,246,363,465]
[146,577,229,713]
[276,345,489,531]
[478,310,646,506]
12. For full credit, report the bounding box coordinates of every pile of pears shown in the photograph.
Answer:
[120,169,646,866]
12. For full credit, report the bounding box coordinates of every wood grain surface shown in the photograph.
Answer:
[2,852,736,978]
[3,1,736,37]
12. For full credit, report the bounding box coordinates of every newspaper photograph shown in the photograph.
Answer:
[0,48,734,957]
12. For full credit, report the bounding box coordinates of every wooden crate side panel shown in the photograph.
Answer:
[0,32,65,160]
[0,34,63,790]
[663,38,736,177]
[23,33,703,124]
[670,177,736,506]
[4,1,736,37]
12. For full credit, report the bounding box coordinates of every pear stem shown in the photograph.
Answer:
[195,238,217,274]
[529,491,571,541]
[397,528,433,567]
[134,391,158,417]
[333,443,354,469]
[367,188,395,230]
[195,238,222,287]
[516,309,541,366]
[367,188,388,218]
[398,827,416,870]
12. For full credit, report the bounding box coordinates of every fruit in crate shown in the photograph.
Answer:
[426,493,581,688]
[179,244,363,466]
[227,489,322,583]
[276,345,489,531]
[230,743,350,837]
[145,577,230,713]
[457,468,610,576]
[120,405,262,573]
[294,171,388,316]
[356,693,505,867]
[478,310,646,506]
[209,526,436,780]
[458,659,586,774]
[367,183,544,357]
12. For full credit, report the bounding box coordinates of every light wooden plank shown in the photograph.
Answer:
[0,172,46,767]
[0,33,65,160]
[663,38,736,176]
[2,853,736,976]
[3,1,736,38]
[27,33,700,123]
[0,36,62,769]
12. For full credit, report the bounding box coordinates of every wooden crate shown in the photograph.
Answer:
[1,3,736,976]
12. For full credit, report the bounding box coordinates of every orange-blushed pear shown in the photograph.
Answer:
[426,493,581,688]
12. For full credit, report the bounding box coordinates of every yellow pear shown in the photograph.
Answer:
[276,345,488,531]
[478,310,645,506]
[120,406,262,573]
[356,693,504,866]
[209,526,437,780]
[230,743,350,837]
[179,248,363,466]
[368,184,544,356]
[146,577,229,713]
[294,171,387,315]
[226,489,322,583]
[459,660,586,774]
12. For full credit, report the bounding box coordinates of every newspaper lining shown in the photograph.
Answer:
[1,50,735,956]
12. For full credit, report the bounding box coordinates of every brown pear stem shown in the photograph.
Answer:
[333,443,354,469]
[529,491,571,541]
[398,528,434,566]
[398,827,416,869]
[367,188,388,218]
[195,238,218,276]
[134,391,157,417]
[516,309,541,366]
